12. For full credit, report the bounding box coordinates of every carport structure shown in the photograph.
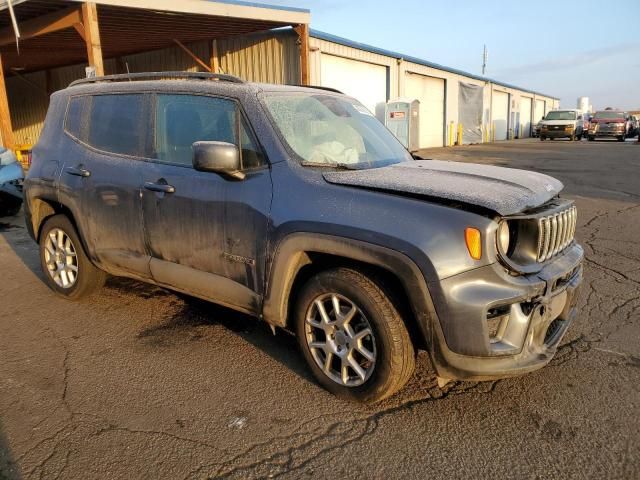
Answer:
[0,0,311,148]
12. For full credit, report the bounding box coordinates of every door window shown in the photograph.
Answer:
[154,94,264,169]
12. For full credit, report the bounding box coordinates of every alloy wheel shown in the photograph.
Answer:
[44,228,79,289]
[304,293,377,387]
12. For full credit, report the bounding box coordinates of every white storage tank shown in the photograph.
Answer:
[577,97,590,114]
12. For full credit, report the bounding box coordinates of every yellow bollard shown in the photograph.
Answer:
[448,122,454,147]
[457,123,463,145]
[492,122,496,143]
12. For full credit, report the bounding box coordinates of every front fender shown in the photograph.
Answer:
[262,233,439,350]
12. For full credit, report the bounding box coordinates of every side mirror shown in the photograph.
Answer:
[192,141,245,180]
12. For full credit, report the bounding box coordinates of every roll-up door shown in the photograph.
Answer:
[534,99,546,124]
[491,90,510,141]
[320,54,388,117]
[405,72,445,148]
[520,97,533,138]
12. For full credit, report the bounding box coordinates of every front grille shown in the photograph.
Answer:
[536,205,577,262]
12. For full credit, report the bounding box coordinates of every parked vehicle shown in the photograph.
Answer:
[588,110,628,141]
[0,146,24,217]
[24,72,584,402]
[532,118,544,138]
[539,109,585,141]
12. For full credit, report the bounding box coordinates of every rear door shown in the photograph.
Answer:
[60,93,151,278]
[140,93,272,314]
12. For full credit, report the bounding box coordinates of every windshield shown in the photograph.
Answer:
[594,111,625,119]
[262,93,412,169]
[545,111,576,120]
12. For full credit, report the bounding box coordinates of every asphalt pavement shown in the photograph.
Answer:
[1,137,639,479]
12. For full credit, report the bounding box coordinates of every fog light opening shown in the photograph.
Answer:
[486,305,510,343]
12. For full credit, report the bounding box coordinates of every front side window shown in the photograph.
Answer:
[262,93,412,170]
[154,94,264,169]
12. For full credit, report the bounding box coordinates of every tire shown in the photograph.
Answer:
[617,136,625,142]
[39,214,106,300]
[540,136,546,141]
[588,136,595,141]
[294,268,415,403]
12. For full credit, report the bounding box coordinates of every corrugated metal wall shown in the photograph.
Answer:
[218,29,299,84]
[6,30,299,146]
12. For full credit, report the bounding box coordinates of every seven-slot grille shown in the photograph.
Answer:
[536,206,577,262]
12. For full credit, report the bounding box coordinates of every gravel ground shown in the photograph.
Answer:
[1,137,639,479]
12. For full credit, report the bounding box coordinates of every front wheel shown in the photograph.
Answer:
[294,268,415,403]
[588,135,595,141]
[0,198,22,217]
[617,135,625,142]
[39,214,106,300]
[540,136,546,141]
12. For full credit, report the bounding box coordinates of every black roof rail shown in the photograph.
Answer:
[69,71,245,87]
[291,84,344,94]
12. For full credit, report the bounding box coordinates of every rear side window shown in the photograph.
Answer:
[154,94,264,169]
[88,94,146,156]
[65,96,91,141]
[65,94,147,157]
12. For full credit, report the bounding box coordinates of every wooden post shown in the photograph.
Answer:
[210,39,220,74]
[81,2,104,76]
[0,54,15,148]
[294,24,310,85]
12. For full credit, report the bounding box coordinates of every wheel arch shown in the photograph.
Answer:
[262,233,438,351]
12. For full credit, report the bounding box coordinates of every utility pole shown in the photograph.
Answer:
[482,45,488,75]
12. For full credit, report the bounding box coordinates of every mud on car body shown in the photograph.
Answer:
[24,72,584,403]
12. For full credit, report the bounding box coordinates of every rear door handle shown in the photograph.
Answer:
[65,166,91,177]
[144,182,175,194]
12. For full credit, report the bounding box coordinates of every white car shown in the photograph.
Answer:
[539,109,585,141]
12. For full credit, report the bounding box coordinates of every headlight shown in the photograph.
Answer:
[497,221,511,254]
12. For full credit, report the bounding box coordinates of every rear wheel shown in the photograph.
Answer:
[39,215,106,300]
[294,268,415,403]
[588,135,595,141]
[540,136,546,141]
[617,135,625,142]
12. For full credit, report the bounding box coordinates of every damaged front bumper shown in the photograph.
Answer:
[429,243,583,381]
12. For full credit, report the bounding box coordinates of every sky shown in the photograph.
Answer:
[250,0,640,110]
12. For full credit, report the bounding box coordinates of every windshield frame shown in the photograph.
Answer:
[258,90,413,170]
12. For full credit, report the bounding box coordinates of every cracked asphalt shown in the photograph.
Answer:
[1,138,639,479]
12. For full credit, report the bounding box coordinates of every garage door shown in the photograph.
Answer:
[534,99,546,124]
[491,90,510,141]
[320,54,388,118]
[520,97,532,138]
[405,73,445,148]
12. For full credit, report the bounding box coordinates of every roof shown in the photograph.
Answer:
[0,0,309,73]
[310,29,559,100]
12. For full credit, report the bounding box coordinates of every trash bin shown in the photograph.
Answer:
[14,144,33,170]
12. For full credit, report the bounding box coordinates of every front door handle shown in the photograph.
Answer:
[144,182,175,194]
[65,166,91,178]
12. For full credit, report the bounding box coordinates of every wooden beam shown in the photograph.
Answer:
[0,54,15,148]
[81,2,104,77]
[0,6,83,47]
[173,39,212,73]
[294,24,310,85]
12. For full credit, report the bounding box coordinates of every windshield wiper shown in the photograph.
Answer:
[301,161,357,170]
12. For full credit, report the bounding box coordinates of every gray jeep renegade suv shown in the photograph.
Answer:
[24,72,583,403]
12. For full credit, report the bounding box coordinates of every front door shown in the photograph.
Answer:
[140,93,272,314]
[59,93,151,278]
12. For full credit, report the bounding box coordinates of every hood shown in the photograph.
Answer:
[542,119,576,126]
[592,117,625,123]
[323,160,563,216]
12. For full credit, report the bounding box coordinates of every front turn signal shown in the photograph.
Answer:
[465,227,482,260]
